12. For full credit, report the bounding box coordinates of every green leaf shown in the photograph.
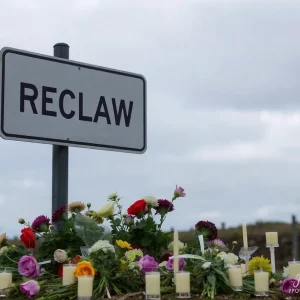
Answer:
[141,236,152,247]
[207,274,216,287]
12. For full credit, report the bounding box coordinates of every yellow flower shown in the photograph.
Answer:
[91,211,104,224]
[120,259,127,271]
[248,256,272,275]
[68,201,86,213]
[0,233,6,247]
[116,240,132,249]
[75,261,95,277]
[125,249,143,262]
[97,202,114,218]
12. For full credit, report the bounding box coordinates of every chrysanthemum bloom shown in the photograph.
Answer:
[90,240,115,254]
[195,220,218,241]
[116,240,132,249]
[0,233,6,247]
[96,202,114,218]
[144,196,158,208]
[248,256,272,275]
[31,215,50,232]
[68,201,86,213]
[155,199,174,216]
[125,249,143,262]
[108,192,118,202]
[52,205,67,223]
[209,239,226,248]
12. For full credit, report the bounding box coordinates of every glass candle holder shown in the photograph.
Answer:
[254,270,269,297]
[77,275,94,300]
[145,272,160,300]
[175,271,191,298]
[62,263,77,286]
[288,261,300,279]
[228,265,242,291]
[0,269,12,297]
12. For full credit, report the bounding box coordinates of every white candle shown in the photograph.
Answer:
[228,266,242,288]
[198,235,204,254]
[0,270,12,289]
[254,271,269,292]
[288,261,300,279]
[241,264,247,277]
[62,264,76,285]
[173,231,179,273]
[265,232,278,245]
[145,272,160,295]
[242,222,248,248]
[175,271,190,294]
[78,275,94,297]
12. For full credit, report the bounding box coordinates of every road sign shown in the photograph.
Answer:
[0,47,147,153]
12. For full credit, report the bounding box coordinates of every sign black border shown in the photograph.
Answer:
[0,48,147,153]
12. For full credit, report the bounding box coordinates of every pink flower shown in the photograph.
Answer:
[53,249,68,263]
[174,186,186,198]
[124,215,135,225]
[20,280,40,298]
[137,255,158,272]
[280,278,299,294]
[18,255,40,278]
[166,257,186,271]
[209,239,226,248]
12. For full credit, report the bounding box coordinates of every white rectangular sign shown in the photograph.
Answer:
[0,47,146,153]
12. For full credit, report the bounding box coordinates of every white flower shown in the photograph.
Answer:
[283,266,289,278]
[159,261,167,267]
[128,262,136,270]
[202,262,212,269]
[90,240,115,254]
[144,196,158,207]
[53,249,68,263]
[226,253,238,266]
[0,246,8,256]
[168,241,186,253]
[217,251,227,261]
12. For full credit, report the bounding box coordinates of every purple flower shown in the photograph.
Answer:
[124,215,135,225]
[280,278,300,294]
[18,255,40,278]
[137,255,158,272]
[209,239,226,248]
[166,257,186,271]
[31,215,50,232]
[20,280,40,298]
[174,186,186,198]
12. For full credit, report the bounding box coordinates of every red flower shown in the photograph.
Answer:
[71,255,82,264]
[20,228,36,249]
[127,200,147,217]
[131,245,141,249]
[58,264,63,277]
[160,253,172,262]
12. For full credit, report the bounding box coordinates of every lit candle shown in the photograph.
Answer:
[288,261,300,279]
[228,265,242,291]
[173,231,179,274]
[242,222,248,248]
[254,270,269,294]
[0,269,12,289]
[241,264,247,277]
[62,264,76,285]
[78,275,94,298]
[175,271,191,295]
[265,232,278,245]
[145,272,160,298]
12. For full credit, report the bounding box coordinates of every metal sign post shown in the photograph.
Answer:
[52,43,69,215]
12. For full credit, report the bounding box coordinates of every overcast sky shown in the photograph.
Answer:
[1,0,300,238]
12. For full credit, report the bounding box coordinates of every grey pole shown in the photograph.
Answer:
[52,43,69,216]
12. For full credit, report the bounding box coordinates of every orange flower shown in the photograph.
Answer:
[74,261,95,277]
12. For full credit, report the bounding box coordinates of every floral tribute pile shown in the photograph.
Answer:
[0,186,292,299]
